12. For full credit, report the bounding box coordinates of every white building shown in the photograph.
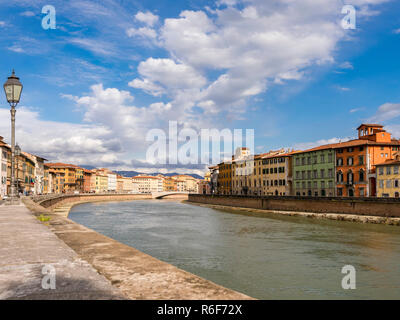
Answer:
[107,173,117,192]
[132,175,163,193]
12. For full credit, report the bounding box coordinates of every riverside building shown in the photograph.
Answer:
[292,146,336,197]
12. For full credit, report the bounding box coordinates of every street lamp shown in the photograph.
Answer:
[15,144,21,196]
[3,70,23,204]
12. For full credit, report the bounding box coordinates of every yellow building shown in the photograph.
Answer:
[376,152,400,198]
[163,177,177,191]
[171,175,199,193]
[95,174,108,193]
[217,161,232,195]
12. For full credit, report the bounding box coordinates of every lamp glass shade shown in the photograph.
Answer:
[3,71,23,104]
[15,144,21,156]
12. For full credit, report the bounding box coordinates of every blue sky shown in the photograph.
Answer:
[0,0,400,175]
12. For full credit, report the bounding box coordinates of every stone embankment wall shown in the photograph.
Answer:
[34,193,152,211]
[188,194,400,218]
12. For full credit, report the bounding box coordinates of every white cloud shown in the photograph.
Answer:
[369,102,400,122]
[68,38,116,56]
[336,86,351,91]
[126,27,157,39]
[135,11,159,27]
[393,28,400,34]
[129,58,207,95]
[0,107,121,167]
[339,61,354,69]
[20,11,35,17]
[7,45,24,53]
[293,137,351,151]
[350,107,364,113]
[156,2,346,114]
[0,21,5,27]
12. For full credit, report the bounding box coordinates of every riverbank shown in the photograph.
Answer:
[20,196,252,300]
[0,204,126,300]
[185,200,400,226]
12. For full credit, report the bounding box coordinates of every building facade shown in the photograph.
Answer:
[335,124,400,197]
[217,161,232,195]
[132,175,163,193]
[375,152,400,197]
[293,147,336,197]
[260,151,294,196]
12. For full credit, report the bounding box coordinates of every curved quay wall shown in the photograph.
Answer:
[34,193,153,211]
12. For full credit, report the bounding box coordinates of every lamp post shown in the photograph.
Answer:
[15,144,21,196]
[3,70,23,204]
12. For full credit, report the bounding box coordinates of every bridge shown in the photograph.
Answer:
[151,191,189,199]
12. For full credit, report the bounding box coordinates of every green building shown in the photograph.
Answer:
[292,146,336,196]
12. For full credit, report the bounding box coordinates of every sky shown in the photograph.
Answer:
[0,0,399,176]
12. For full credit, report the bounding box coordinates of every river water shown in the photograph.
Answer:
[69,200,400,299]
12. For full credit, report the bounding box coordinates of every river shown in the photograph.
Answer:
[68,199,400,299]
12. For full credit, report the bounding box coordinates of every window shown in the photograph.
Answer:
[313,181,317,188]
[320,169,325,178]
[296,171,300,179]
[307,157,311,165]
[379,180,384,188]
[328,153,333,162]
[307,171,312,179]
[347,157,353,165]
[302,158,306,165]
[394,166,399,174]
[359,188,365,197]
[378,167,384,175]
[328,168,333,178]
[337,158,343,166]
[359,170,365,182]
[328,181,333,188]
[348,147,354,152]
[320,155,325,163]
[359,146,364,152]
[386,180,392,188]
[386,167,391,175]
[313,170,318,179]
[313,156,317,164]
[359,156,364,165]
[321,181,325,188]
[337,188,343,196]
[395,180,399,188]
[337,171,343,183]
[295,158,300,166]
[347,171,354,184]
[337,149,343,154]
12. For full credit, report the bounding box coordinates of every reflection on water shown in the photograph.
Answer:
[69,200,400,299]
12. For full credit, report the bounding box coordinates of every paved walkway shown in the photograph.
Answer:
[0,204,125,299]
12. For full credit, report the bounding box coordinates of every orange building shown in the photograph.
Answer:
[335,124,400,197]
[46,163,81,193]
[83,169,93,193]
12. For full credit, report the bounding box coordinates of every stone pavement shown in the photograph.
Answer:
[0,204,126,300]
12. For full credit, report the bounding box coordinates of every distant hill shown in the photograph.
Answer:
[115,171,204,179]
[77,167,204,179]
